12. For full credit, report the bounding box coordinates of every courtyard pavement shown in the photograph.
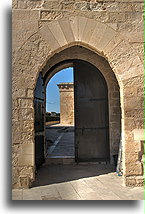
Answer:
[12,164,143,200]
[12,124,144,200]
[46,124,75,157]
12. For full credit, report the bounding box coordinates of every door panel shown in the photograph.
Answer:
[74,60,109,162]
[34,73,45,169]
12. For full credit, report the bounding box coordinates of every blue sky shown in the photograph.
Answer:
[46,67,74,113]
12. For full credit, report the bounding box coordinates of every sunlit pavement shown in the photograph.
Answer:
[12,164,143,200]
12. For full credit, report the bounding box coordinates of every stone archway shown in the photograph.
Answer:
[43,46,121,165]
[12,16,143,188]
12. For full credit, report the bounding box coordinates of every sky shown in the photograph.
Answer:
[46,67,74,113]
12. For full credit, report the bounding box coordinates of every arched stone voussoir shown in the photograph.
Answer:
[38,16,120,57]
[13,15,143,94]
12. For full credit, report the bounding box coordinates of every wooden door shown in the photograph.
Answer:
[74,60,110,162]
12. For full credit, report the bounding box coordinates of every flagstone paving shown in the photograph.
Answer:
[12,164,144,200]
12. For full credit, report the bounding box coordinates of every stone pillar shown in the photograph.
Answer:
[57,83,74,125]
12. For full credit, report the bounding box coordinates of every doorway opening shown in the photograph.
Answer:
[45,67,75,164]
[34,59,120,171]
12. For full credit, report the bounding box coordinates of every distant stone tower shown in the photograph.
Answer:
[57,83,74,125]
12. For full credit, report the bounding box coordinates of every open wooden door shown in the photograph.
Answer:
[74,60,110,162]
[34,73,45,169]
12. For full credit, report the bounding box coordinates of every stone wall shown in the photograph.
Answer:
[12,0,144,188]
[58,83,74,125]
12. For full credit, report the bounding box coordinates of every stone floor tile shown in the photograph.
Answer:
[12,189,23,200]
[55,182,81,200]
[39,184,61,199]
[12,164,144,200]
[23,188,41,200]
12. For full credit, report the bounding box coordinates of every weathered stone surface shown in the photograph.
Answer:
[12,0,144,189]
[27,88,34,98]
[21,132,33,144]
[59,18,75,43]
[22,121,34,132]
[17,0,44,9]
[40,11,63,21]
[48,21,67,46]
[19,109,33,121]
[18,154,34,166]
[133,129,144,141]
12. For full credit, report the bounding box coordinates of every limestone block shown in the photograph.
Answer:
[97,26,117,51]
[133,129,144,141]
[107,40,130,62]
[90,23,117,52]
[13,9,39,21]
[123,74,143,88]
[110,48,141,76]
[88,21,106,48]
[13,33,51,75]
[39,25,60,51]
[19,176,30,188]
[124,176,136,186]
[60,0,75,11]
[17,0,44,9]
[12,131,21,145]
[124,109,143,120]
[103,33,123,56]
[124,118,143,131]
[117,2,142,12]
[121,23,143,43]
[18,154,34,166]
[135,176,144,186]
[120,63,143,81]
[22,121,34,132]
[12,0,18,9]
[74,1,90,11]
[107,12,126,23]
[59,18,75,43]
[12,88,26,98]
[12,20,38,51]
[18,98,33,108]
[42,0,60,10]
[21,144,34,155]
[40,10,63,21]
[131,43,144,63]
[78,16,88,41]
[123,86,143,97]
[27,88,34,98]
[19,109,33,120]
[21,132,33,144]
[48,21,67,46]
[124,140,141,153]
[12,121,21,133]
[69,16,79,41]
[124,97,143,110]
[81,18,96,43]
[125,161,143,176]
[74,1,115,12]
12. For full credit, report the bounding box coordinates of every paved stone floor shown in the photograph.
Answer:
[46,125,75,157]
[12,164,144,200]
[12,124,143,200]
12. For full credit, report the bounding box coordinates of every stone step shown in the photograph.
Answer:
[44,156,75,165]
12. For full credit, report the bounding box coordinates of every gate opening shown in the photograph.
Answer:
[45,68,75,163]
[34,59,120,171]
